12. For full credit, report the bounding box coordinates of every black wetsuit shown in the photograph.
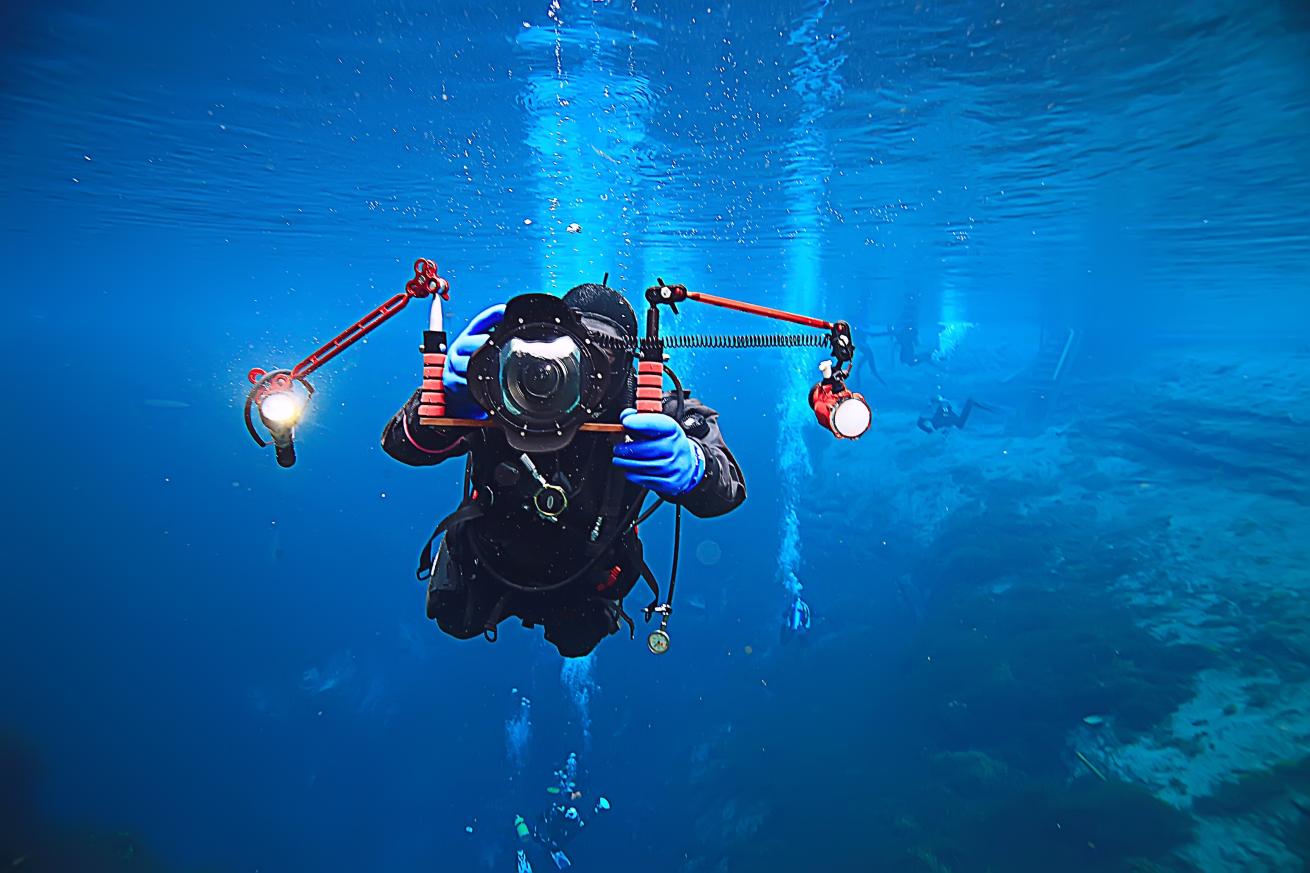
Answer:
[536,803,582,855]
[382,390,746,656]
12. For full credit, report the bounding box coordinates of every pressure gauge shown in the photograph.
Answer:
[647,628,671,655]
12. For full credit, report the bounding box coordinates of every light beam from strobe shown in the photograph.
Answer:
[249,372,310,467]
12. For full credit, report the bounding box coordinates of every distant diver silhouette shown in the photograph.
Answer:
[917,396,995,433]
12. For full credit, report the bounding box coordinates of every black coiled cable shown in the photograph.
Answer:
[587,331,828,353]
[660,332,828,350]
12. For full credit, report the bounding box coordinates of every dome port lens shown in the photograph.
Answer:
[500,334,582,422]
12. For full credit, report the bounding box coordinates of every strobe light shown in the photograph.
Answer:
[809,361,871,440]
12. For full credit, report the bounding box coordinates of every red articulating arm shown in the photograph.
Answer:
[681,289,834,331]
[247,259,448,387]
[291,259,448,380]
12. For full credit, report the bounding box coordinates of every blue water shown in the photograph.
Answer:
[3,1,1309,871]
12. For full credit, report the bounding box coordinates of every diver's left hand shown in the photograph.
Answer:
[612,408,705,499]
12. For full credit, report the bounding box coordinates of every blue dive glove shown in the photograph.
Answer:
[612,408,706,499]
[442,304,505,419]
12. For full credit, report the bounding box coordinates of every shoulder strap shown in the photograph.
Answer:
[416,499,487,582]
[416,452,487,581]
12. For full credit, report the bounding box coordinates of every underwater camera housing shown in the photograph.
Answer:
[466,293,627,453]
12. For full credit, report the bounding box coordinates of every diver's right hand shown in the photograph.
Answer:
[442,304,505,419]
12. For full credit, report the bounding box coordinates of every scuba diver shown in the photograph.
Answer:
[916,395,995,433]
[891,287,931,368]
[893,320,926,367]
[779,593,812,645]
[514,752,610,871]
[381,283,747,657]
[851,340,887,387]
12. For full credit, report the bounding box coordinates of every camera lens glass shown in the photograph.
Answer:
[520,357,562,400]
[500,334,582,422]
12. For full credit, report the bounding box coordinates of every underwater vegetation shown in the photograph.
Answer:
[899,499,1216,772]
[1190,757,1310,868]
[1194,758,1310,820]
[889,776,1193,873]
[863,503,1202,872]
[0,734,223,873]
[875,462,1222,870]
